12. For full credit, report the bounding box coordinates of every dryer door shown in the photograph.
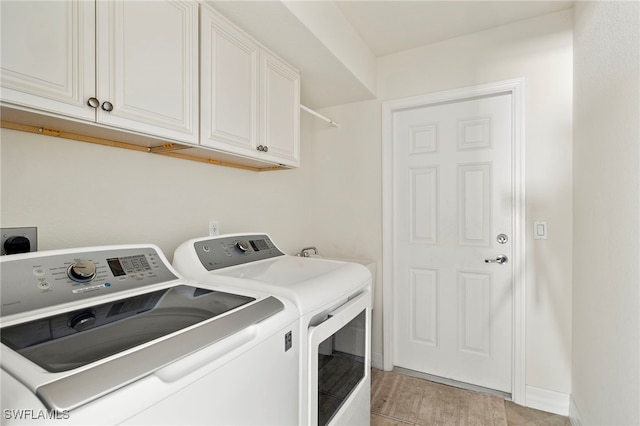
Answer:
[308,292,371,426]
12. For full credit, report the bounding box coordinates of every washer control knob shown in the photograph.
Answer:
[68,311,96,331]
[236,240,250,252]
[68,260,97,282]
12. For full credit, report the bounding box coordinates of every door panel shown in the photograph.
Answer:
[410,267,438,346]
[393,93,513,393]
[458,163,492,246]
[410,167,438,244]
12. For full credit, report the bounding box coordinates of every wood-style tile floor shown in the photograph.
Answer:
[371,369,571,426]
[504,401,571,426]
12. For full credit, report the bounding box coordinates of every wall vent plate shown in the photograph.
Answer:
[1,227,38,255]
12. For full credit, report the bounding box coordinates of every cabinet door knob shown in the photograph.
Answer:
[257,145,264,151]
[263,145,268,152]
[87,97,100,108]
[101,101,114,112]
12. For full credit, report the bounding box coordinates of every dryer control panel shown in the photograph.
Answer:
[0,246,179,318]
[194,234,284,271]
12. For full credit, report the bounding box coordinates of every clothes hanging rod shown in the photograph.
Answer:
[300,104,340,128]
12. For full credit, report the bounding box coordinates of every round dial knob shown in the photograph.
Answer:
[236,240,250,252]
[68,311,96,331]
[67,259,97,282]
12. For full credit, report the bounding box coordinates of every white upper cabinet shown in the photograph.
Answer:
[200,7,259,153]
[200,6,300,167]
[1,0,199,144]
[1,1,299,169]
[0,1,96,121]
[259,51,300,166]
[95,1,198,143]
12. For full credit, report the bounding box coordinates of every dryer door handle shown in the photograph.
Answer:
[308,291,370,336]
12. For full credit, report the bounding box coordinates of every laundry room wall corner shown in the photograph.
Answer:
[304,99,384,363]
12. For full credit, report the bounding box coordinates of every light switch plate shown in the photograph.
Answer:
[534,221,547,240]
[1,227,38,255]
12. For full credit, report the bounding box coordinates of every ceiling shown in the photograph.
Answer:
[209,1,574,109]
[335,1,574,57]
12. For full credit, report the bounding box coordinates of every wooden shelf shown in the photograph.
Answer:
[0,106,290,172]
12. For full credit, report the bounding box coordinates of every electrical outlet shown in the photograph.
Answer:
[209,220,220,236]
[1,227,38,255]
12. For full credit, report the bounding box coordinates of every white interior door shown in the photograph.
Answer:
[393,93,513,393]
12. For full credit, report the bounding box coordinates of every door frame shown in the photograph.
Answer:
[381,78,526,404]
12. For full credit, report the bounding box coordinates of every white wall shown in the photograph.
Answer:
[311,9,574,408]
[572,1,640,424]
[303,99,383,365]
[0,114,315,259]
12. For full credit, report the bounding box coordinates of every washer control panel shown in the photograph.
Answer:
[0,247,178,317]
[195,234,284,271]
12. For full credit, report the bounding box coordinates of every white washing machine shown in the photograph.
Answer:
[173,233,372,426]
[0,244,299,425]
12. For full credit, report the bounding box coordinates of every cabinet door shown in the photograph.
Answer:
[96,0,198,144]
[260,52,300,167]
[0,0,95,120]
[200,6,258,154]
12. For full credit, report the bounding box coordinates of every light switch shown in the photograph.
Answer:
[534,221,547,240]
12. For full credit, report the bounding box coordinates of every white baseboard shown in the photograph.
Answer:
[525,385,570,416]
[371,351,383,370]
[569,395,584,426]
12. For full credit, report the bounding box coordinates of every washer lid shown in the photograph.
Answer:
[208,256,371,315]
[2,292,286,412]
[2,285,256,373]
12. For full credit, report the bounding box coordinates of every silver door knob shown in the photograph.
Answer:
[485,254,508,265]
[87,97,100,108]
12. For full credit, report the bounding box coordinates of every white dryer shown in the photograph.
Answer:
[0,244,299,425]
[173,233,372,426]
